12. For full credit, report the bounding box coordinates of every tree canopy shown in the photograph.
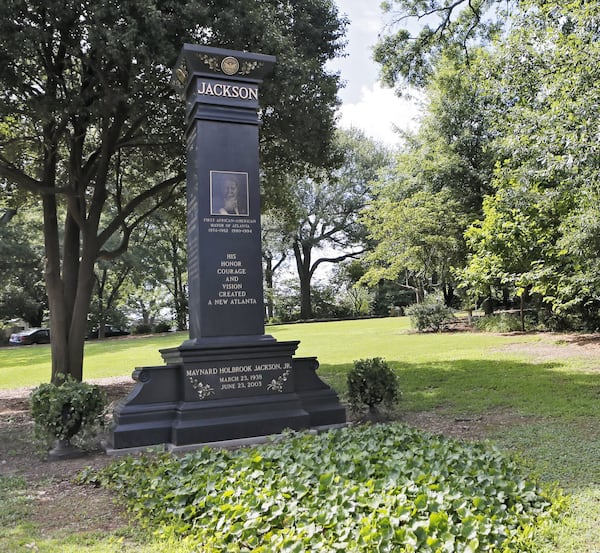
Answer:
[375,0,512,88]
[0,208,47,327]
[360,54,490,305]
[463,0,600,325]
[366,0,600,328]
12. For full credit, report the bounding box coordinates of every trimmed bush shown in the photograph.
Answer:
[30,377,106,447]
[154,321,172,333]
[347,357,399,416]
[132,323,153,335]
[474,313,524,333]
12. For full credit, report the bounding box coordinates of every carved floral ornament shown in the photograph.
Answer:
[189,377,215,400]
[173,53,265,93]
[267,370,290,393]
[197,53,263,76]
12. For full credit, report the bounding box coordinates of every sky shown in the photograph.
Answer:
[329,0,423,147]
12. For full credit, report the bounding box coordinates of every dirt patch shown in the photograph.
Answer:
[491,332,600,364]
[29,470,129,536]
[401,409,539,441]
[0,378,136,539]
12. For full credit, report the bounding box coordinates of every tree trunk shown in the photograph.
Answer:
[503,287,511,309]
[95,269,106,340]
[170,235,187,330]
[293,241,313,319]
[299,274,312,319]
[44,195,70,384]
[44,223,94,383]
[40,125,71,384]
[42,153,103,382]
[415,286,424,304]
[264,255,275,320]
[142,306,150,326]
[66,250,98,382]
[520,294,525,332]
[443,283,454,307]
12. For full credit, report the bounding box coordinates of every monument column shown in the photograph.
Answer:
[108,45,345,451]
[172,45,275,344]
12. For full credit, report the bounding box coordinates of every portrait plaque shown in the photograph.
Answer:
[210,171,249,216]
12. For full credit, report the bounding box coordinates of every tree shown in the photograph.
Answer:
[258,1,347,206]
[460,186,561,329]
[360,55,493,307]
[545,189,600,328]
[262,209,294,321]
[0,0,346,382]
[123,208,189,331]
[374,0,512,88]
[377,55,495,220]
[457,0,600,327]
[90,257,132,339]
[162,214,188,332]
[372,0,600,328]
[362,189,467,304]
[285,129,391,319]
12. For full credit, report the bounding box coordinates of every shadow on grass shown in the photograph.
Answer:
[319,357,599,493]
[319,358,599,419]
[497,418,600,491]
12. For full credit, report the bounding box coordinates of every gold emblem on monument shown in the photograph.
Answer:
[176,67,187,85]
[221,56,240,75]
[172,59,188,92]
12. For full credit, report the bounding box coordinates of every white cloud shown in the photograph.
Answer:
[337,83,423,147]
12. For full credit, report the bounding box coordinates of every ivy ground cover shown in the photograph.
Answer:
[84,423,558,552]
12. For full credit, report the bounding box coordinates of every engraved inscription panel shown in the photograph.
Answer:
[184,359,293,401]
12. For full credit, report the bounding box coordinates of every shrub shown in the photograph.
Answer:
[30,377,106,447]
[406,296,454,332]
[132,323,153,335]
[347,357,399,416]
[536,310,577,332]
[340,286,374,317]
[474,313,525,333]
[154,321,172,333]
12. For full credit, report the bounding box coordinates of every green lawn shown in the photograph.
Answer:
[0,317,598,551]
[0,317,542,389]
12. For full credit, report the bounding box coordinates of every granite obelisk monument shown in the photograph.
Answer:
[109,45,345,451]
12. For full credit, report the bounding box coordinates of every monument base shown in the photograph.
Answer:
[108,340,346,451]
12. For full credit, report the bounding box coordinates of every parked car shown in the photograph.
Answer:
[87,325,130,339]
[9,328,51,346]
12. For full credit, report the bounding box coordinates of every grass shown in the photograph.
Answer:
[0,318,541,388]
[0,332,183,388]
[0,317,598,551]
[0,476,31,526]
